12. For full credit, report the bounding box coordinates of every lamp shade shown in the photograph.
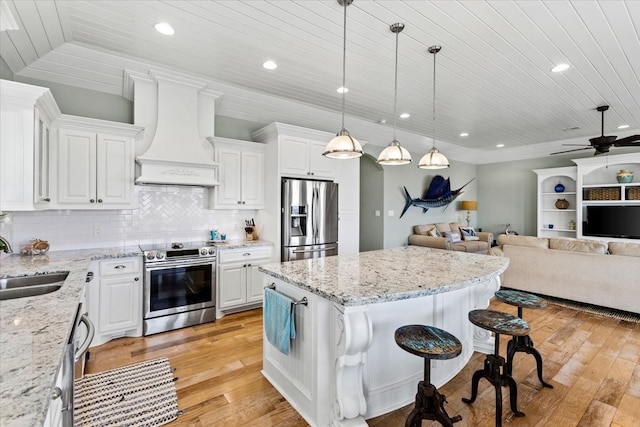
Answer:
[323,129,363,159]
[461,200,477,211]
[377,140,412,165]
[418,147,449,169]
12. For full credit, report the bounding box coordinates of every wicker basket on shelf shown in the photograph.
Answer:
[627,187,640,201]
[586,187,620,201]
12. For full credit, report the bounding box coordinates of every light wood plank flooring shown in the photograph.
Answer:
[85,299,640,426]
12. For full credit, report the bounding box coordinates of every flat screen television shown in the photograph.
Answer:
[584,205,640,240]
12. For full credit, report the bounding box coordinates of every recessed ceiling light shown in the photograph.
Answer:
[496,144,505,148]
[617,124,630,129]
[459,132,469,137]
[400,113,410,119]
[551,63,570,72]
[154,22,175,36]
[337,86,348,94]
[263,60,277,70]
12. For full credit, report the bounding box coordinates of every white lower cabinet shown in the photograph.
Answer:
[87,257,143,347]
[217,246,273,316]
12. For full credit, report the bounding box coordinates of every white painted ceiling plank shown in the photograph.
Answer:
[34,1,65,48]
[0,31,26,71]
[11,0,52,57]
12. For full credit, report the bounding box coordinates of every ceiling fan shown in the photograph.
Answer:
[550,105,640,155]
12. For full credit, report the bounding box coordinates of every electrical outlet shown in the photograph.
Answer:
[375,210,381,217]
[388,210,394,217]
[93,225,102,236]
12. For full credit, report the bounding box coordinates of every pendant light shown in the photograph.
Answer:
[323,0,363,160]
[377,23,412,165]
[419,46,450,169]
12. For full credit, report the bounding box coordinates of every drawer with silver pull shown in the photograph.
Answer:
[98,257,141,276]
[218,246,272,264]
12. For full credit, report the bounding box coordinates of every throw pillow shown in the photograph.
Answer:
[460,227,480,241]
[443,231,462,243]
[429,228,442,238]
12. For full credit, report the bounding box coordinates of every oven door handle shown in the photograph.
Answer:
[146,259,216,270]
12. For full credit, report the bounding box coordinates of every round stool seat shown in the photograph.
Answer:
[495,289,547,310]
[395,325,462,360]
[468,309,530,337]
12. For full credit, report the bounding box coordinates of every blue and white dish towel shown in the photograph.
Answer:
[264,288,296,355]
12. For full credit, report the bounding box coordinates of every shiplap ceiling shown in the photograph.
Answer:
[1,0,639,157]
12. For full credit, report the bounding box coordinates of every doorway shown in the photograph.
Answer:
[359,154,384,251]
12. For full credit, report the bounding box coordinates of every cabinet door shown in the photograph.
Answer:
[308,140,336,179]
[216,148,242,207]
[218,263,247,308]
[96,134,133,206]
[280,136,310,177]
[98,275,141,334]
[246,262,266,303]
[0,105,35,210]
[241,151,264,208]
[57,129,97,204]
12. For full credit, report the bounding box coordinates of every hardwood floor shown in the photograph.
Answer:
[85,299,640,426]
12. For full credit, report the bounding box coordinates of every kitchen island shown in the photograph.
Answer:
[259,246,509,427]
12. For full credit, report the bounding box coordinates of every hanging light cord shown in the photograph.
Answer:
[431,48,437,149]
[393,28,399,141]
[340,0,347,131]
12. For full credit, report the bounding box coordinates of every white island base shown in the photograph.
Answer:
[262,276,499,426]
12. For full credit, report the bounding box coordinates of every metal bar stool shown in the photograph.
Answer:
[395,325,463,427]
[494,289,553,388]
[462,309,529,427]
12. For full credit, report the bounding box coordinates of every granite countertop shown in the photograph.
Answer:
[0,246,141,427]
[259,246,509,306]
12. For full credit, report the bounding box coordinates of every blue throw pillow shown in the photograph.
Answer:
[460,227,480,241]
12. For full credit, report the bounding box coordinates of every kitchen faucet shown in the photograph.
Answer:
[0,236,13,253]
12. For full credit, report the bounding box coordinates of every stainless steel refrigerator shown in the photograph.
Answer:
[282,178,339,261]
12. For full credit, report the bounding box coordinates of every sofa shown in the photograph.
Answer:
[489,234,640,314]
[408,222,493,254]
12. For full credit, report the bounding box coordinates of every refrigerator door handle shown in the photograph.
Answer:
[293,245,338,254]
[313,187,318,241]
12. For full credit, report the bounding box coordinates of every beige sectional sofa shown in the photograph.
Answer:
[490,234,640,314]
[408,222,493,254]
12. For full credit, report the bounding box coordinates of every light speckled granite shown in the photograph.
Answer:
[259,246,509,306]
[212,239,273,250]
[0,246,141,427]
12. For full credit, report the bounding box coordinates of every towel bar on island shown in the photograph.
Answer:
[266,283,308,306]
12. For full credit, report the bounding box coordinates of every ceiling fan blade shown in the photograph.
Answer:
[613,135,640,146]
[550,147,593,155]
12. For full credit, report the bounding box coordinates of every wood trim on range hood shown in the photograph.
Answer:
[125,69,222,186]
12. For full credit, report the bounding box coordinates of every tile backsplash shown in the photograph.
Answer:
[0,186,255,251]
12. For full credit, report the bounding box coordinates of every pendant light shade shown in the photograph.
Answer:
[419,45,449,169]
[378,23,412,165]
[324,0,363,160]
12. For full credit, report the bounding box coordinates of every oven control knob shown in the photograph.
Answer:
[208,248,216,255]
[200,248,208,256]
[146,252,156,261]
[156,251,165,260]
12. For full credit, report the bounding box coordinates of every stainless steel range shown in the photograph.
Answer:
[140,242,216,336]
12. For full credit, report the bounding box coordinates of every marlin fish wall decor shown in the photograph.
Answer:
[400,175,474,218]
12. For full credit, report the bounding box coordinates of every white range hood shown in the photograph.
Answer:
[124,70,222,186]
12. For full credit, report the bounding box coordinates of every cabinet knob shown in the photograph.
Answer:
[237,201,242,204]
[98,199,103,203]
[90,199,95,203]
[44,198,50,202]
[311,172,315,175]
[134,277,139,281]
[247,263,252,267]
[51,387,62,400]
[242,201,246,204]
[243,263,247,267]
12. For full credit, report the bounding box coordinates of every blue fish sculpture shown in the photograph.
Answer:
[400,175,475,218]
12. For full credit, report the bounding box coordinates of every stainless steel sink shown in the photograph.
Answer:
[0,272,69,301]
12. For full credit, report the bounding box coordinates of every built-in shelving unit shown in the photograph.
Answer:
[534,166,577,238]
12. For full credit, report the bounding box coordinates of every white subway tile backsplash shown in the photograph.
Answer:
[3,186,257,251]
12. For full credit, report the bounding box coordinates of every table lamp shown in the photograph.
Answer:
[461,200,477,226]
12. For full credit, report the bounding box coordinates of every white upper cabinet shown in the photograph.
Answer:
[280,136,336,179]
[210,137,265,209]
[0,80,59,211]
[53,116,143,209]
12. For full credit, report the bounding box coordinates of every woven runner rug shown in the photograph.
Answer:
[74,357,181,427]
